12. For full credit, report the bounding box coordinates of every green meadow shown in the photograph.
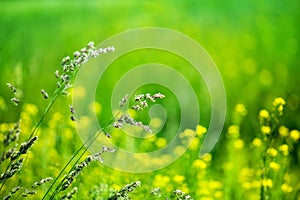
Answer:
[0,1,299,199]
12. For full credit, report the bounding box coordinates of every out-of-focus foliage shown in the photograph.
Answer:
[0,1,299,199]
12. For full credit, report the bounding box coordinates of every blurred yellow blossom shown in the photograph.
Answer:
[259,109,270,119]
[189,137,199,150]
[196,125,207,136]
[202,153,212,163]
[273,97,286,115]
[233,139,244,150]
[89,101,102,115]
[279,144,289,156]
[235,104,247,116]
[173,175,185,183]
[269,162,280,171]
[209,180,222,189]
[154,174,170,188]
[23,103,38,116]
[262,179,273,188]
[180,129,194,138]
[174,145,186,156]
[192,159,207,169]
[273,97,286,106]
[261,126,271,135]
[281,183,293,193]
[252,138,262,147]
[155,137,167,148]
[290,130,300,141]
[228,125,240,137]
[266,148,278,157]
[279,126,289,137]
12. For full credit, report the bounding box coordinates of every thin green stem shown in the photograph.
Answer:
[44,118,115,200]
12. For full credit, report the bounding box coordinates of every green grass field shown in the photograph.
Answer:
[1,1,299,199]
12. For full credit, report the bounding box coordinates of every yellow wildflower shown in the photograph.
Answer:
[279,126,289,137]
[261,179,273,188]
[209,180,222,189]
[278,144,289,156]
[273,97,286,115]
[196,125,207,136]
[228,125,240,137]
[154,174,170,188]
[89,101,102,114]
[233,139,244,150]
[259,109,270,119]
[235,104,247,116]
[269,162,280,171]
[273,97,286,106]
[192,159,207,169]
[202,153,212,163]
[252,138,262,147]
[266,148,278,157]
[23,103,38,116]
[155,137,167,148]
[189,138,199,151]
[180,129,194,138]
[281,183,293,193]
[261,126,271,135]
[290,130,300,141]
[173,175,185,183]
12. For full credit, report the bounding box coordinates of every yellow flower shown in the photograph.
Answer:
[290,130,300,141]
[180,129,194,138]
[235,104,247,116]
[261,126,271,135]
[273,97,286,106]
[279,144,289,156]
[173,175,185,183]
[269,162,280,171]
[196,125,207,136]
[279,126,289,137]
[261,179,273,188]
[209,180,222,189]
[192,159,207,169]
[273,97,286,115]
[189,138,199,151]
[174,146,186,156]
[281,183,293,193]
[259,109,270,119]
[155,137,167,148]
[154,174,170,188]
[266,148,278,157]
[89,101,102,114]
[228,125,240,137]
[23,103,39,116]
[252,138,262,147]
[202,153,212,163]
[233,139,244,150]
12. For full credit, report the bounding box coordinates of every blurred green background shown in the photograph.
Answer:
[1,0,300,199]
